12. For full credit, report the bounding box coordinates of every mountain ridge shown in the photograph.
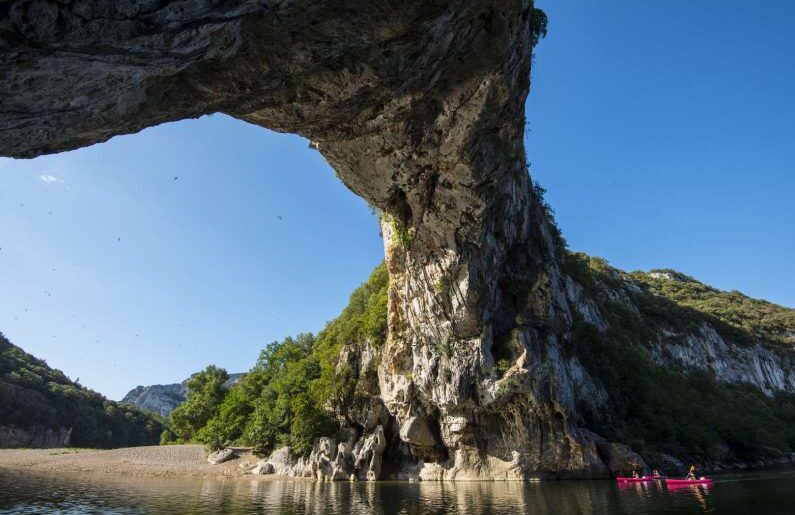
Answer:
[0,332,163,449]
[121,373,245,418]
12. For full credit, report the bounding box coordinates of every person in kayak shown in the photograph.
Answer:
[632,470,641,479]
[686,465,696,480]
[652,469,661,478]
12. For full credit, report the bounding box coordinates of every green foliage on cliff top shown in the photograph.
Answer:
[174,264,389,455]
[563,251,795,347]
[0,332,163,448]
[564,253,795,463]
[631,269,795,346]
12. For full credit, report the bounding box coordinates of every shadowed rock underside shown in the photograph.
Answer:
[0,0,640,480]
[6,1,789,480]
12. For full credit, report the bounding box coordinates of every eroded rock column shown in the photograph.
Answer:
[1,0,605,478]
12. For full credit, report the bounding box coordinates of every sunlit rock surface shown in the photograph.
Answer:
[121,384,188,418]
[121,374,243,417]
[2,1,792,480]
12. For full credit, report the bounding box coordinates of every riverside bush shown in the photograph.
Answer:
[190,265,388,455]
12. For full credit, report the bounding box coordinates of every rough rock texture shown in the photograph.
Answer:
[253,427,387,481]
[0,0,651,480]
[3,1,791,480]
[207,447,237,464]
[650,324,795,396]
[1,0,584,480]
[121,383,187,418]
[121,373,243,417]
[596,441,647,477]
[250,461,274,475]
[0,425,72,448]
[564,271,795,397]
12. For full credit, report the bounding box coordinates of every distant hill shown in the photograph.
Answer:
[122,373,244,417]
[0,332,163,448]
[121,383,187,418]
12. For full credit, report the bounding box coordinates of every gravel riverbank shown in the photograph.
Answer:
[0,445,275,479]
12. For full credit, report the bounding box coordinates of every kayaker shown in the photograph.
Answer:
[632,470,640,479]
[652,469,661,478]
[686,465,696,480]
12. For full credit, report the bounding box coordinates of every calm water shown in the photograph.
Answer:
[0,468,793,514]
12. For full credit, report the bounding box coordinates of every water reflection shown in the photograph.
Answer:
[0,468,792,514]
[665,483,713,513]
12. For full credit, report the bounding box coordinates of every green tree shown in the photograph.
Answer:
[167,365,229,442]
[1,332,163,448]
[188,265,389,455]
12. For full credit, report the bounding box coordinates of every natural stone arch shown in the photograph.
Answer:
[1,1,606,478]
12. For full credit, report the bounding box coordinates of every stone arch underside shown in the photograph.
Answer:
[0,1,609,479]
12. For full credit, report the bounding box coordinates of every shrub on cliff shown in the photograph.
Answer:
[195,264,388,455]
[530,6,548,47]
[566,256,795,463]
[575,321,795,461]
[630,270,795,346]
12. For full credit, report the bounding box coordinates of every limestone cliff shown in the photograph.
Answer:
[122,373,244,417]
[1,1,792,478]
[245,253,794,480]
[562,257,795,398]
[122,383,188,418]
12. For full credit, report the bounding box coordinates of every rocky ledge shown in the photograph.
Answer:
[2,1,792,480]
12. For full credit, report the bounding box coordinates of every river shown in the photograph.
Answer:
[0,468,792,514]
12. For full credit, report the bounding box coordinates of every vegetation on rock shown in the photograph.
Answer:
[573,320,795,463]
[156,239,794,467]
[631,269,795,347]
[529,6,549,47]
[564,253,795,464]
[162,264,389,456]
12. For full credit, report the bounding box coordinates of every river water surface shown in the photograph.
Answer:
[0,468,792,514]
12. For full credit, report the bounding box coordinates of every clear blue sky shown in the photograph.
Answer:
[1,0,793,400]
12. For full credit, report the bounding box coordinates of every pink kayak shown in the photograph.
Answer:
[616,477,654,482]
[666,478,713,485]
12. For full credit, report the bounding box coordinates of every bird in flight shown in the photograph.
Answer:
[277,216,283,221]
[173,176,179,181]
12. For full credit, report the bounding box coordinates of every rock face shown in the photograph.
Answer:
[596,441,648,477]
[0,425,72,448]
[3,1,791,480]
[121,373,244,417]
[563,269,795,398]
[650,324,795,396]
[207,448,237,464]
[252,427,387,481]
[1,0,576,479]
[121,383,187,418]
